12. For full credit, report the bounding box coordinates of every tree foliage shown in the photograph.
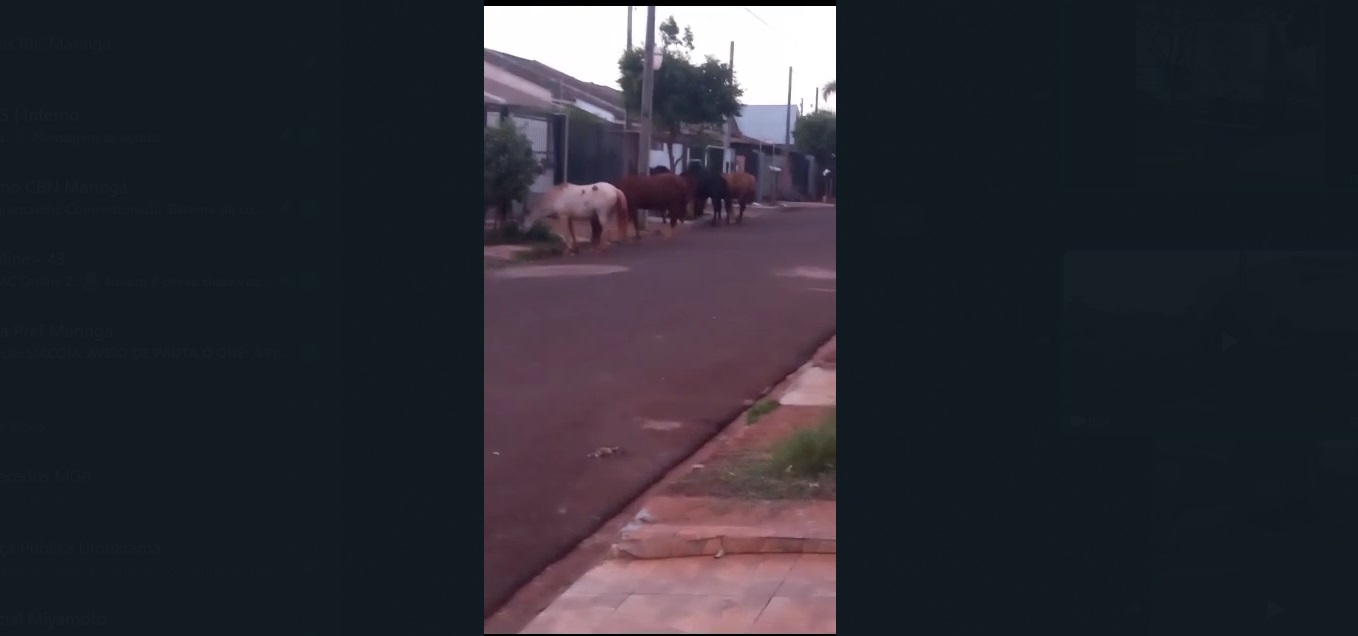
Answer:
[483,118,540,227]
[618,15,743,170]
[793,110,836,164]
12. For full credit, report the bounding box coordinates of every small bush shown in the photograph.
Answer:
[769,412,836,476]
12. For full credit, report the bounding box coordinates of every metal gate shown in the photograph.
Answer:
[565,111,624,185]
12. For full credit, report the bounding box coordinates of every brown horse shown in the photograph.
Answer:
[609,172,691,239]
[723,172,757,224]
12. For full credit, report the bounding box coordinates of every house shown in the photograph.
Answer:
[484,46,792,196]
[734,104,809,198]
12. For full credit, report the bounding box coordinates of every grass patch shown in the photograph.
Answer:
[666,410,837,501]
[745,401,780,425]
[769,411,836,476]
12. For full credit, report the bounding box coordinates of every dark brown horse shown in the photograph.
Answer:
[679,161,729,225]
[609,170,691,239]
[722,171,757,224]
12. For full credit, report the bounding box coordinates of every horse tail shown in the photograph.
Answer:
[613,188,630,237]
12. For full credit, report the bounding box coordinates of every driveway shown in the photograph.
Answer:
[483,208,837,616]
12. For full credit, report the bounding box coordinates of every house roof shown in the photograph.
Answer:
[485,48,625,119]
[483,74,554,110]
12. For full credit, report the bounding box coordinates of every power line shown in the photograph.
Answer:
[742,7,775,31]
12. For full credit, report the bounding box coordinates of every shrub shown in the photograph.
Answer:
[484,118,541,228]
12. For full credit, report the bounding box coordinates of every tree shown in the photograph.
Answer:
[483,118,540,229]
[793,110,836,165]
[618,16,743,171]
[821,80,836,101]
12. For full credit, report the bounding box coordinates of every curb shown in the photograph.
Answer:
[611,523,835,560]
[605,337,837,561]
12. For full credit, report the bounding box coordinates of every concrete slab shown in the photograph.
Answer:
[778,367,836,406]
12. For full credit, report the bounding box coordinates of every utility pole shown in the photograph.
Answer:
[814,90,819,113]
[639,6,656,177]
[638,6,656,226]
[624,7,633,175]
[782,66,793,201]
[722,41,734,172]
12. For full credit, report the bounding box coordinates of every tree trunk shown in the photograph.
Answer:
[497,198,512,229]
[666,129,681,171]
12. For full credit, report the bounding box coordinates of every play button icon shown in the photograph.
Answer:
[1221,333,1239,350]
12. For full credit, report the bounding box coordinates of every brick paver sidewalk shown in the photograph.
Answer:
[522,554,835,633]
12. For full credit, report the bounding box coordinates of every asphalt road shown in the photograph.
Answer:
[483,208,837,616]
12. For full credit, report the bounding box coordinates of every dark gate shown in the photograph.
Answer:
[565,111,624,185]
[789,152,811,198]
[703,146,723,169]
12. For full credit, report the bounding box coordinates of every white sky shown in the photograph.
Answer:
[483,6,837,112]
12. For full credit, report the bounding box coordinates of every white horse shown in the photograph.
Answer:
[522,182,631,253]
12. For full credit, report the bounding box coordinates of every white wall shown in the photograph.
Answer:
[649,143,688,170]
[508,115,549,152]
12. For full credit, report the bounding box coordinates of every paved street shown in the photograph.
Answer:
[483,208,837,616]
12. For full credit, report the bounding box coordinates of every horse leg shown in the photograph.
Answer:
[602,211,616,251]
[596,213,611,253]
[566,218,579,254]
[709,197,720,226]
[590,215,604,246]
[735,197,745,224]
